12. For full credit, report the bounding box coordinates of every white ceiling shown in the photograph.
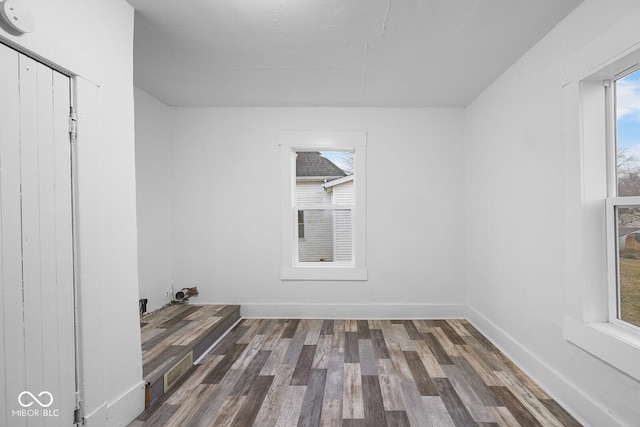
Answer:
[127,0,583,108]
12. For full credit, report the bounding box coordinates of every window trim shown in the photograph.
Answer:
[605,68,640,332]
[279,131,367,281]
[562,29,640,382]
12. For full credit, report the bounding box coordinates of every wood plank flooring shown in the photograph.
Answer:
[141,304,240,380]
[140,304,241,408]
[133,318,581,426]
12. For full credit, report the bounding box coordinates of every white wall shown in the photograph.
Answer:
[170,108,466,317]
[135,88,173,313]
[0,1,143,425]
[465,0,640,425]
[131,0,640,424]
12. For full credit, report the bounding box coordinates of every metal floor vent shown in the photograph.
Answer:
[164,351,193,392]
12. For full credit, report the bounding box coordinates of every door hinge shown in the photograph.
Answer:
[73,408,82,425]
[73,392,84,425]
[69,108,78,142]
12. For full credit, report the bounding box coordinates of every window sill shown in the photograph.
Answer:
[280,266,368,281]
[563,315,640,381]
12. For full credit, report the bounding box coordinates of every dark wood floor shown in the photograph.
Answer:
[140,303,241,408]
[141,304,240,380]
[133,318,581,427]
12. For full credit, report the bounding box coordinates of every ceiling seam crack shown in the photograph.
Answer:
[359,0,391,98]
[378,0,391,37]
[359,41,370,97]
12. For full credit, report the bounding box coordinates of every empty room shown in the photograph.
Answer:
[2,0,640,426]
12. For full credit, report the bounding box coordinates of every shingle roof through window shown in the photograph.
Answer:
[296,151,346,178]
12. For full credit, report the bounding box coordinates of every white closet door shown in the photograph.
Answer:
[0,43,76,426]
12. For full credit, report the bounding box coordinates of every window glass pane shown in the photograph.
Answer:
[297,209,352,263]
[616,69,640,196]
[298,211,305,239]
[295,150,353,178]
[295,150,354,205]
[294,150,355,264]
[616,206,640,328]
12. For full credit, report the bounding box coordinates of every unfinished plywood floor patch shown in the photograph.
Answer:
[133,318,581,426]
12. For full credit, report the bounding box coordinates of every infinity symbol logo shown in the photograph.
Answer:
[18,391,53,408]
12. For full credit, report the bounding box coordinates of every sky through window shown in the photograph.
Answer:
[617,69,640,164]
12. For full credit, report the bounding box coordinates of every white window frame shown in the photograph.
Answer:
[562,31,640,382]
[605,197,640,331]
[604,65,640,332]
[279,131,367,281]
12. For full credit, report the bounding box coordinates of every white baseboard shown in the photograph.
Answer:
[467,306,620,427]
[241,303,467,319]
[83,380,145,427]
[83,402,106,427]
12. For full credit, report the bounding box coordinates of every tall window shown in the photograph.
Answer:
[295,150,353,263]
[280,132,367,281]
[607,68,640,329]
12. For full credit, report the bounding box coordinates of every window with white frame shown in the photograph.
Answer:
[562,22,640,384]
[606,67,640,330]
[280,131,367,281]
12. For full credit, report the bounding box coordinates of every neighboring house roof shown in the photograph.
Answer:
[620,227,640,238]
[323,175,354,189]
[296,151,346,178]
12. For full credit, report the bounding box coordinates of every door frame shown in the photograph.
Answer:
[0,39,101,425]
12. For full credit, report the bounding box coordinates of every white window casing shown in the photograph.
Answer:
[562,25,640,381]
[279,131,367,281]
